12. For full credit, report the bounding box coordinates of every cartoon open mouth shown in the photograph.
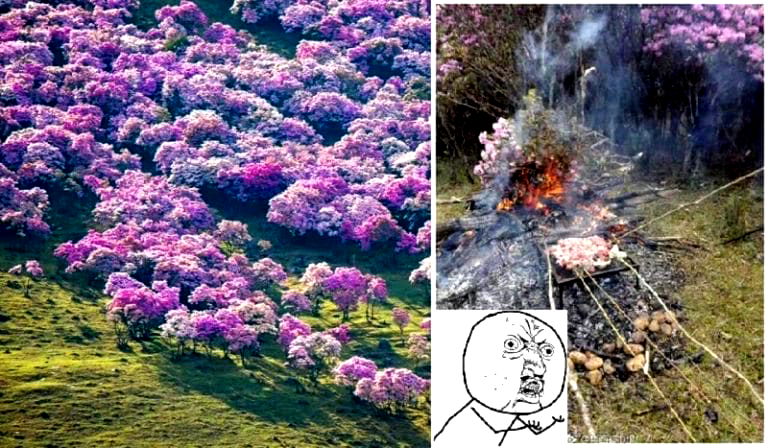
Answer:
[518,376,544,401]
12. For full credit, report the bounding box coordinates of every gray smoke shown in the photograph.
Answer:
[571,15,607,51]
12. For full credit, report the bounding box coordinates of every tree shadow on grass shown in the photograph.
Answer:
[151,350,337,427]
[150,350,429,446]
[201,197,426,278]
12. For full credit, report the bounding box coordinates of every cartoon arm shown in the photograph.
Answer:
[434,400,474,441]
[499,415,564,445]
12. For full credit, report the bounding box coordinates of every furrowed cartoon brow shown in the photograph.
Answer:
[523,319,545,342]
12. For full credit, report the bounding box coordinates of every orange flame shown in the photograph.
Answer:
[497,157,567,213]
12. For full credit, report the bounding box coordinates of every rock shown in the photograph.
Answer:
[648,319,661,333]
[664,310,677,323]
[567,358,575,371]
[602,342,616,354]
[624,343,644,356]
[705,407,719,424]
[661,323,673,336]
[574,337,589,348]
[584,356,604,371]
[626,354,646,372]
[569,351,588,365]
[577,304,592,317]
[633,316,649,331]
[631,330,646,344]
[586,369,603,386]
[603,360,616,375]
[651,310,665,322]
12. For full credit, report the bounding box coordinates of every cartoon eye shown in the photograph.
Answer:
[503,336,523,352]
[539,342,555,358]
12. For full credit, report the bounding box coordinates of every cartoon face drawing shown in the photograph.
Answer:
[463,311,566,415]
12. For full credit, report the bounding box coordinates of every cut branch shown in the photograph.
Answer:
[721,226,764,245]
[437,196,466,205]
[620,167,764,238]
[546,251,556,310]
[568,368,597,439]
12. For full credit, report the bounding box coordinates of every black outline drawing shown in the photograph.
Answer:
[434,311,567,446]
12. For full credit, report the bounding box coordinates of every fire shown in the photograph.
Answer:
[496,157,568,212]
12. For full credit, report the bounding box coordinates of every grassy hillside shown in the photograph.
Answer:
[0,261,430,447]
[0,2,431,446]
[0,187,430,448]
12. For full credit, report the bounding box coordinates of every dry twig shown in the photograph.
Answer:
[546,251,556,310]
[721,227,763,245]
[436,196,466,205]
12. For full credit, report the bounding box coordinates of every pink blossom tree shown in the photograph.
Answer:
[392,307,411,345]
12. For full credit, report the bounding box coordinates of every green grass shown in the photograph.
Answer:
[571,183,764,442]
[132,0,301,58]
[435,161,482,228]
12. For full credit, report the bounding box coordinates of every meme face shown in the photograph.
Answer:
[463,312,566,414]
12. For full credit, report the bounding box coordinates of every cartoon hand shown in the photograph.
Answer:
[527,420,542,431]
[553,415,565,423]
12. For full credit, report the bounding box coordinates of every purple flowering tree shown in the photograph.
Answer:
[363,275,388,321]
[286,331,342,384]
[334,356,377,386]
[407,334,429,362]
[323,267,368,321]
[281,290,312,313]
[324,323,351,345]
[641,5,763,81]
[392,307,411,344]
[353,367,430,413]
[8,260,44,298]
[300,262,333,313]
[277,314,312,350]
[106,280,180,346]
[161,306,195,357]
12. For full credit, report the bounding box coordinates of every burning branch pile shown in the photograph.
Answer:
[473,91,578,214]
[436,91,644,309]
